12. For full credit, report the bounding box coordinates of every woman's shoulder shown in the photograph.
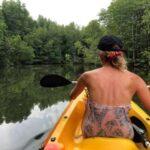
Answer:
[82,69,100,77]
[124,70,145,85]
[80,69,100,82]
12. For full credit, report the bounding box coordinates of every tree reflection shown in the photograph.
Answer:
[0,65,76,123]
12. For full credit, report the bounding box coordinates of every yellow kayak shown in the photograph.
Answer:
[42,90,150,150]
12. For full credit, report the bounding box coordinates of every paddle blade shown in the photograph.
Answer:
[40,74,72,87]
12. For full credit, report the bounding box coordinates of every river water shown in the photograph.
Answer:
[0,64,149,150]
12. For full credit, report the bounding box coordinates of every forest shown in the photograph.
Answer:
[0,0,149,69]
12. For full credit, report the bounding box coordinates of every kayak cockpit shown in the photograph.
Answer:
[43,90,150,150]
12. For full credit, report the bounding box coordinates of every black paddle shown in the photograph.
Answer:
[40,74,77,87]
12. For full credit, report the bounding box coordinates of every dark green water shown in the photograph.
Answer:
[0,64,149,150]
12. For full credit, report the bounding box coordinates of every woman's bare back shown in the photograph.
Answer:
[84,66,135,106]
[70,65,150,110]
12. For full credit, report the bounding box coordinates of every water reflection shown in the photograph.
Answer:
[0,65,73,123]
[0,101,68,150]
[0,64,85,150]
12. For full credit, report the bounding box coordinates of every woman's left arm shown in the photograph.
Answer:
[70,73,86,100]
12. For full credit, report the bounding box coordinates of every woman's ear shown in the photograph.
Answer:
[99,51,105,64]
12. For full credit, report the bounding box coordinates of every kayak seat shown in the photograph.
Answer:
[74,137,139,150]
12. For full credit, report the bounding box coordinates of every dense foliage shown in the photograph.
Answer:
[99,0,150,69]
[0,0,149,68]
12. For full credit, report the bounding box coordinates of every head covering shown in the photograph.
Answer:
[97,35,124,51]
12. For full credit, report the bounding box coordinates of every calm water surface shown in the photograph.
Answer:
[0,64,149,150]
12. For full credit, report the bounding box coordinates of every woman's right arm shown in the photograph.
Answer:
[135,76,150,110]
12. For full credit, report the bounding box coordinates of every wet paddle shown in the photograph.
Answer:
[40,74,77,87]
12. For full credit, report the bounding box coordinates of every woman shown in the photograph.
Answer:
[70,35,150,139]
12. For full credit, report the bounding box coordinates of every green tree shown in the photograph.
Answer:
[63,23,81,63]
[0,9,9,67]
[81,20,105,64]
[2,0,35,36]
[7,35,35,64]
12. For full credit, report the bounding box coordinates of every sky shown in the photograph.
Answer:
[21,0,112,26]
[0,0,112,26]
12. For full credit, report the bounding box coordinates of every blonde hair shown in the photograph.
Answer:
[100,51,127,71]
